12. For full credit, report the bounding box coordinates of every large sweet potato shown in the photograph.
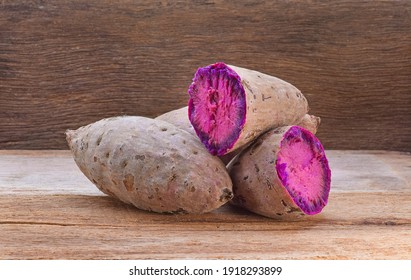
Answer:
[66,116,233,214]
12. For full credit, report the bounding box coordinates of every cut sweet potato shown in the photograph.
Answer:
[188,62,309,156]
[228,125,331,219]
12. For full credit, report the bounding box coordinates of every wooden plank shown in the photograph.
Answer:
[0,150,100,195]
[1,1,410,151]
[0,150,410,259]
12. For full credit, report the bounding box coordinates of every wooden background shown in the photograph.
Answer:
[1,0,410,151]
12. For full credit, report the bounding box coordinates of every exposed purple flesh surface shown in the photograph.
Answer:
[188,62,246,156]
[276,126,331,215]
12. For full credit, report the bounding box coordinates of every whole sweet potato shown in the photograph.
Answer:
[66,116,233,214]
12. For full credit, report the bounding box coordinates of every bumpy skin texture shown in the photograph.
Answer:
[157,106,320,165]
[188,62,309,156]
[228,126,331,219]
[66,116,233,214]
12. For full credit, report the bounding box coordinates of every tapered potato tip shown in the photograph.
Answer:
[65,129,75,146]
[297,114,321,134]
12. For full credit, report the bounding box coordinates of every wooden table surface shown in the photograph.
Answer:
[0,150,410,260]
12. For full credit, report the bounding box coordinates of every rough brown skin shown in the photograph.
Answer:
[228,65,309,152]
[157,106,320,165]
[66,116,233,214]
[228,126,327,219]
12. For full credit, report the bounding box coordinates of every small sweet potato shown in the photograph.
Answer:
[66,116,233,214]
[228,126,331,219]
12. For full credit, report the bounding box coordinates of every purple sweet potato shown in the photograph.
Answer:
[157,106,320,164]
[66,116,233,214]
[188,62,309,156]
[228,125,331,219]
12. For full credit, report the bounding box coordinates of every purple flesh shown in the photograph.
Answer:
[188,62,246,156]
[276,126,331,215]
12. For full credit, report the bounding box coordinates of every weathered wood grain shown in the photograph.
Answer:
[0,150,410,259]
[0,1,410,150]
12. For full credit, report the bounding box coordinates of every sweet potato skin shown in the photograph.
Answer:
[66,116,233,214]
[156,107,195,135]
[224,64,309,153]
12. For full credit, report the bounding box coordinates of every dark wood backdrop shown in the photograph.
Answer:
[1,0,410,151]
